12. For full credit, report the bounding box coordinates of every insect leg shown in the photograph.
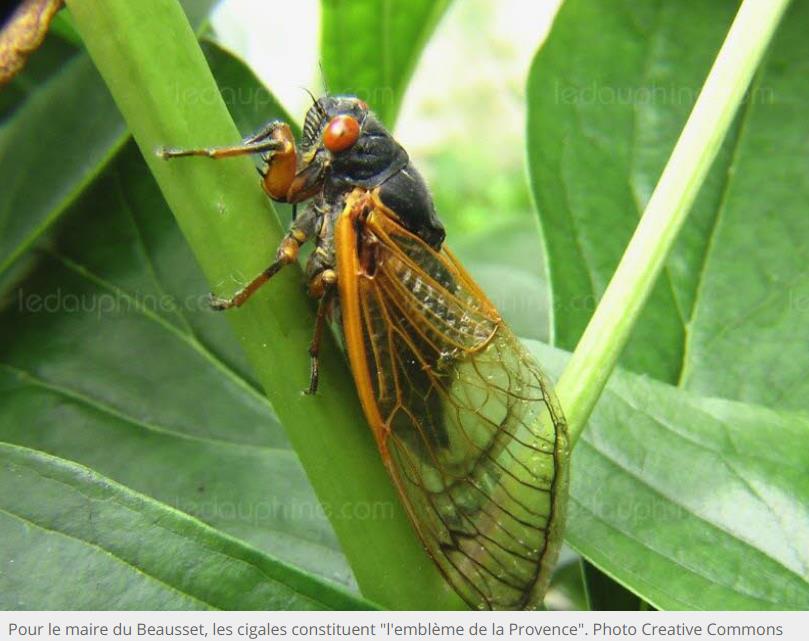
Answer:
[209,203,320,311]
[241,120,287,144]
[305,271,337,395]
[158,121,291,160]
[158,138,284,160]
[208,229,307,311]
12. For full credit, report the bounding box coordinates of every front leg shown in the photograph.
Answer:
[159,121,298,203]
[158,120,290,160]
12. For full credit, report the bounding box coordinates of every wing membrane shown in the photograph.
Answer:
[336,191,569,610]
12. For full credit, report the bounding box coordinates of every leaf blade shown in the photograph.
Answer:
[0,140,353,586]
[678,0,809,410]
[0,443,373,610]
[526,0,741,383]
[0,0,220,279]
[320,0,452,127]
[530,341,809,610]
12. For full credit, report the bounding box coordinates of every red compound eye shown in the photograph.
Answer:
[323,114,360,153]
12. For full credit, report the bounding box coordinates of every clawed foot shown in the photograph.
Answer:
[207,292,234,311]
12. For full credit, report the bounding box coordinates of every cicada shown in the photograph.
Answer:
[160,96,569,610]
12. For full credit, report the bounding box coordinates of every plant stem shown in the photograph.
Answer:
[65,0,464,609]
[556,0,791,444]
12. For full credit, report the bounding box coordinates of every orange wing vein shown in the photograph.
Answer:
[336,189,569,610]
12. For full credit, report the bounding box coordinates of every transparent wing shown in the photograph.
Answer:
[337,194,569,610]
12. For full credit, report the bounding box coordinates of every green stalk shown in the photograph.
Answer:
[65,0,464,610]
[556,0,791,444]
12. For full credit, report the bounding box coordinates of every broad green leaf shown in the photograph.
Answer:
[452,218,549,343]
[320,0,452,127]
[0,444,372,609]
[528,0,809,412]
[0,32,368,593]
[0,31,79,123]
[527,0,741,383]
[0,0,220,279]
[529,341,809,610]
[676,0,809,410]
[0,138,355,591]
[0,54,127,276]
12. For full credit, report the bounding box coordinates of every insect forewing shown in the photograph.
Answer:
[336,192,569,610]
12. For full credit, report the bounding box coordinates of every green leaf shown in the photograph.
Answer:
[0,21,351,603]
[0,443,372,609]
[0,0,220,279]
[528,0,809,414]
[179,0,224,28]
[320,0,452,127]
[676,0,809,411]
[452,218,550,343]
[529,341,809,610]
[0,54,127,276]
[527,0,741,383]
[0,31,79,123]
[0,141,353,587]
